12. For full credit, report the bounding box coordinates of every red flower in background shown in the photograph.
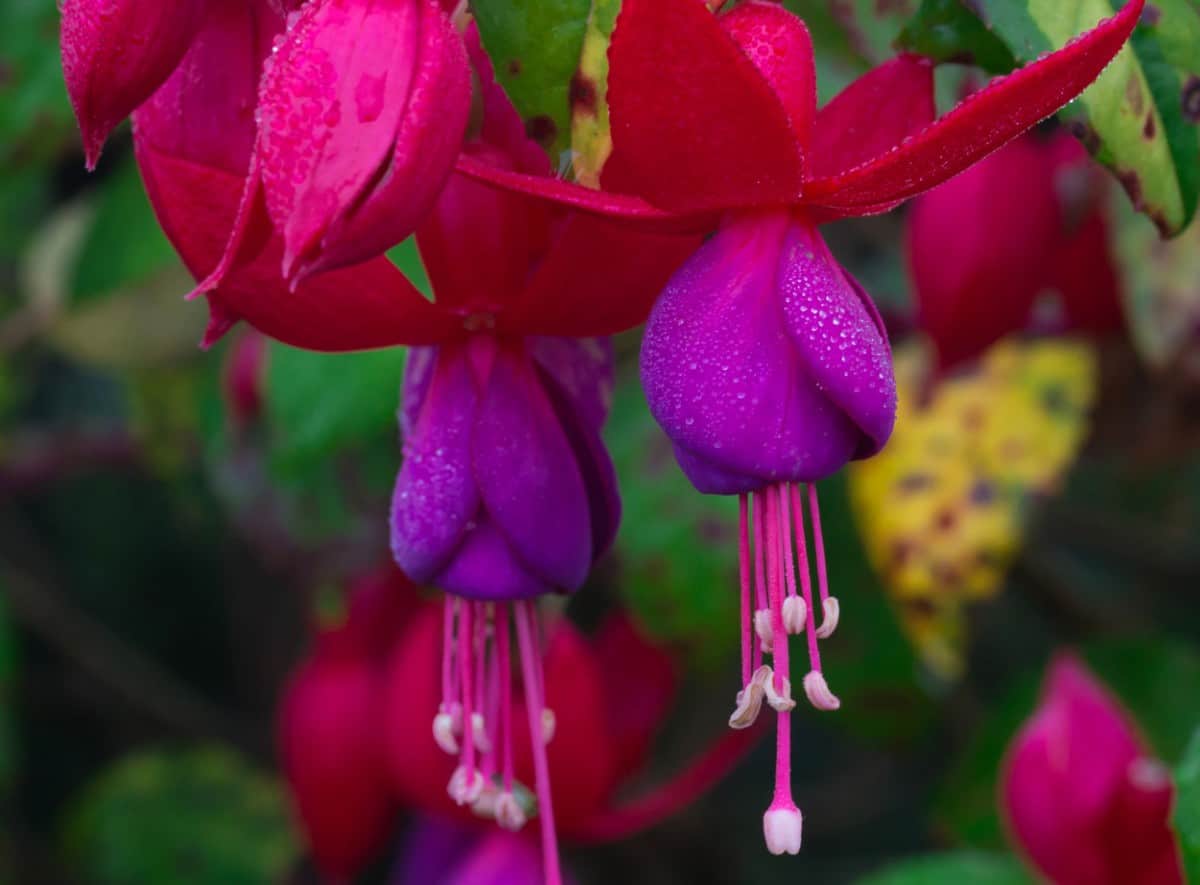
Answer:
[278,564,421,881]
[1002,655,1184,885]
[909,132,1125,371]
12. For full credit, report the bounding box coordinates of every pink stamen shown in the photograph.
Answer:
[807,485,830,607]
[779,480,799,600]
[516,601,563,885]
[764,488,795,813]
[497,604,515,793]
[442,597,456,704]
[752,491,768,671]
[739,493,752,686]
[790,483,823,674]
[459,601,477,775]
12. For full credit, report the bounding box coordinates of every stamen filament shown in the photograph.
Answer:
[739,493,752,687]
[516,600,562,885]
[789,483,823,674]
[764,487,795,810]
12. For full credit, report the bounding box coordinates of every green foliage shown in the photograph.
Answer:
[856,852,1034,885]
[1174,725,1200,883]
[908,0,1200,236]
[896,0,1016,72]
[265,343,406,477]
[71,157,177,304]
[0,0,74,168]
[608,377,740,670]
[61,747,298,885]
[472,0,593,162]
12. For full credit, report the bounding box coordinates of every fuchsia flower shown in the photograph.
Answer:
[461,0,1143,854]
[909,131,1125,370]
[377,33,696,883]
[393,817,578,885]
[1002,655,1184,885]
[278,564,420,881]
[60,0,205,169]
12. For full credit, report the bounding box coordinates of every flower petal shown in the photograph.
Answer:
[135,145,458,350]
[471,345,593,591]
[808,55,934,181]
[778,222,896,458]
[1002,655,1145,885]
[501,212,702,337]
[907,138,1060,370]
[591,614,678,778]
[640,214,863,494]
[390,346,481,584]
[255,0,469,280]
[606,0,804,212]
[61,0,205,169]
[802,0,1144,214]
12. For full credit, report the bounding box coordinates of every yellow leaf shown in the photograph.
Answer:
[849,337,1097,680]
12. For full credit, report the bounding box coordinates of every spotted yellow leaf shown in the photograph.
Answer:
[849,337,1097,680]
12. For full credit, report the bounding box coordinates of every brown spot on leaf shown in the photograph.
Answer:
[1143,113,1157,140]
[525,115,558,148]
[569,72,597,115]
[1126,76,1146,116]
[1067,120,1101,155]
[1183,76,1200,123]
[506,59,522,76]
[1142,3,1162,26]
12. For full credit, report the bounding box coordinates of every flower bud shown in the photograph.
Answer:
[61,0,205,168]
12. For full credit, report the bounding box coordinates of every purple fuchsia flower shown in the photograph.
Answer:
[1002,655,1184,885]
[457,0,1143,854]
[380,31,694,884]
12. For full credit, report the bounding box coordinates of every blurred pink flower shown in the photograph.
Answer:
[908,133,1124,371]
[1002,654,1184,885]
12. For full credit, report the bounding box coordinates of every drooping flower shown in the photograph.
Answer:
[457,0,1143,854]
[392,817,575,885]
[60,0,205,169]
[278,563,420,881]
[1002,655,1184,885]
[366,30,693,884]
[909,131,1124,371]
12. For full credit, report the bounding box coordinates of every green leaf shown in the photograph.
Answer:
[964,0,1200,236]
[788,0,917,66]
[1173,725,1200,883]
[937,637,1200,848]
[608,378,740,670]
[62,746,298,885]
[569,0,620,186]
[264,342,406,475]
[897,0,1017,72]
[472,0,593,162]
[72,157,177,303]
[0,0,75,169]
[857,852,1034,885]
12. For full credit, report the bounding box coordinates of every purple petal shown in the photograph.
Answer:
[390,346,480,583]
[530,336,614,431]
[435,520,553,601]
[401,346,438,439]
[777,221,896,459]
[640,213,862,494]
[391,817,479,885]
[444,831,546,885]
[472,344,592,591]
